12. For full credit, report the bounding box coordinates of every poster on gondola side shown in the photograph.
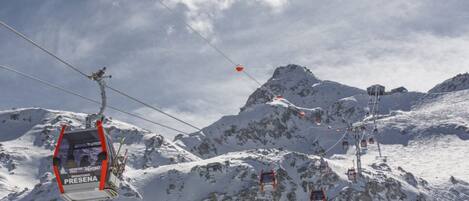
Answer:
[56,139,105,186]
[59,165,102,186]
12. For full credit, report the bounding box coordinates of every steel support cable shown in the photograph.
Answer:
[307,124,349,132]
[0,20,202,132]
[0,64,189,134]
[157,0,237,66]
[323,130,348,154]
[105,85,202,131]
[155,0,277,97]
[0,21,89,78]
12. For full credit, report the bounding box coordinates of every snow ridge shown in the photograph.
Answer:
[429,73,469,93]
[1,65,469,201]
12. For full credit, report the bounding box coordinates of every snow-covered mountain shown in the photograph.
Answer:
[0,108,200,200]
[242,65,365,111]
[1,64,468,201]
[175,64,426,158]
[428,73,469,93]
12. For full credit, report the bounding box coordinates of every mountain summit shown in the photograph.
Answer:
[428,73,469,93]
[1,65,469,201]
[242,64,364,111]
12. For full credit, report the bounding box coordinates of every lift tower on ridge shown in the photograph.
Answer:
[366,84,385,158]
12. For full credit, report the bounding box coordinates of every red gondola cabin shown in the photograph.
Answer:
[347,168,357,181]
[310,189,327,201]
[299,111,306,118]
[52,121,120,201]
[360,139,367,148]
[259,170,277,192]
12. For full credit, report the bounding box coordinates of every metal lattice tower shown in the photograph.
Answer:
[367,85,384,158]
[353,127,363,176]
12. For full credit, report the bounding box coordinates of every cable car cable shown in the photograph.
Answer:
[323,130,348,155]
[105,85,202,131]
[0,64,190,134]
[0,21,89,78]
[155,0,276,96]
[0,20,202,132]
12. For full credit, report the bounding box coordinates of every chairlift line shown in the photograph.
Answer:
[0,65,190,135]
[0,19,201,132]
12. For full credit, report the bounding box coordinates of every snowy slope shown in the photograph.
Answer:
[373,89,469,145]
[1,65,468,201]
[328,91,424,124]
[176,64,425,158]
[0,108,200,199]
[241,64,366,111]
[428,73,469,93]
[176,99,347,159]
[4,149,444,201]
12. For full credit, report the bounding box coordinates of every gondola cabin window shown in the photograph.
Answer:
[56,130,104,183]
[262,174,275,183]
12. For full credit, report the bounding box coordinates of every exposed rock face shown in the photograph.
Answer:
[176,65,424,159]
[390,87,408,94]
[177,102,332,158]
[428,73,469,93]
[0,145,15,172]
[1,65,469,201]
[446,177,469,200]
[151,150,432,201]
[241,64,365,111]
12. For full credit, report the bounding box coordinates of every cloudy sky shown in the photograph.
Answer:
[1,0,468,137]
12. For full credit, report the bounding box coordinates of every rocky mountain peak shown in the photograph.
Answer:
[270,64,319,81]
[241,64,363,111]
[428,73,469,93]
